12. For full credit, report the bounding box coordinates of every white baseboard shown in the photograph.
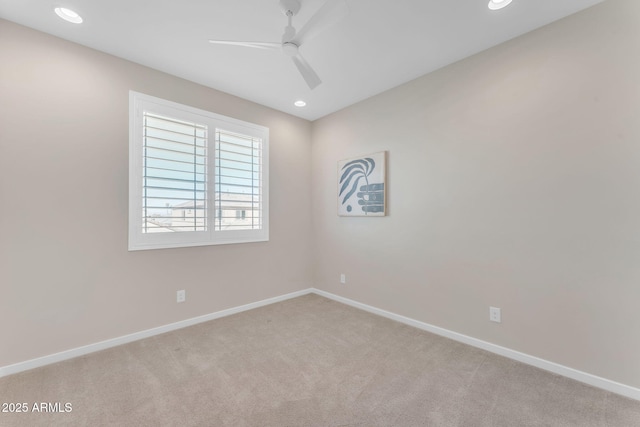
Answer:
[2,287,639,401]
[0,288,312,378]
[311,288,640,401]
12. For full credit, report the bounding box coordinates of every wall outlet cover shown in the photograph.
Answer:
[177,290,186,303]
[490,306,501,323]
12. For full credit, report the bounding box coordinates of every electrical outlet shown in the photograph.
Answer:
[340,274,346,284]
[177,290,186,303]
[490,306,501,323]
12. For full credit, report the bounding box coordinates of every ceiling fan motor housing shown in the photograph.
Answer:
[282,42,299,56]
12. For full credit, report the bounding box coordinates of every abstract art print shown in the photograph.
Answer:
[338,151,386,216]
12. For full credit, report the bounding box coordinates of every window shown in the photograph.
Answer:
[129,92,268,250]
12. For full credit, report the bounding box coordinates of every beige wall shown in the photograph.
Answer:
[312,0,640,388]
[0,19,312,367]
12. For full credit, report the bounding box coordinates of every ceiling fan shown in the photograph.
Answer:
[208,0,348,90]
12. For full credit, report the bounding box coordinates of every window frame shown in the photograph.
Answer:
[129,91,269,251]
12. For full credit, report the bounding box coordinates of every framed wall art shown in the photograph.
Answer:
[337,151,386,217]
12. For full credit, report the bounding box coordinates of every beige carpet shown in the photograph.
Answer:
[1,293,639,426]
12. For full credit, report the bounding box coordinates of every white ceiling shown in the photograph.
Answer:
[0,0,604,121]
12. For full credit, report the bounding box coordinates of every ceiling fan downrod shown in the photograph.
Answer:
[280,0,300,43]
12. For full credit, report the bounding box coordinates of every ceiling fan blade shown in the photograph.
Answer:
[293,0,348,46]
[208,40,281,50]
[291,53,322,90]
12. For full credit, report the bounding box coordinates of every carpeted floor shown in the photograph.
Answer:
[1,293,639,426]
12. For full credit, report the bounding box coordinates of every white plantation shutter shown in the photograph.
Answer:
[215,130,262,231]
[142,112,207,233]
[129,92,269,251]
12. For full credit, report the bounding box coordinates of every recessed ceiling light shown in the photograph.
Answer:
[54,7,83,24]
[488,0,512,10]
[294,100,307,107]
